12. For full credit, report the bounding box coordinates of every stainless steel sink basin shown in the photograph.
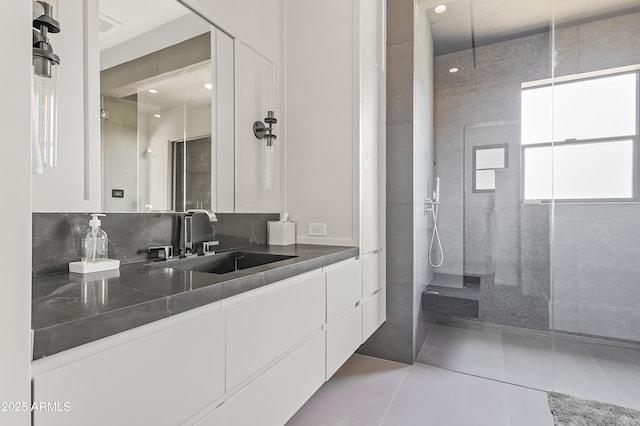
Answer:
[148,251,297,274]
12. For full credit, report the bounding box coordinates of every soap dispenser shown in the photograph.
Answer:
[69,213,120,274]
[82,213,108,262]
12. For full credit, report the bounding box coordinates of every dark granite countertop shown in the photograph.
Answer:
[32,244,358,360]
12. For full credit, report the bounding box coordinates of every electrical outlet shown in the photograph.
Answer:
[308,223,327,236]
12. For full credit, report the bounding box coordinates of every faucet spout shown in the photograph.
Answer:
[184,210,218,256]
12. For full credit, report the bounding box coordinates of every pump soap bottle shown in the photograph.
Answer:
[69,213,120,274]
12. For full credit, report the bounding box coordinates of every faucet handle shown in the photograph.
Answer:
[148,245,173,260]
[203,241,220,254]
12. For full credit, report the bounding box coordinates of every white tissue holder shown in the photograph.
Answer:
[268,221,296,245]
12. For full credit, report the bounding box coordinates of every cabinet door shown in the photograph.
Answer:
[362,290,386,342]
[225,271,325,390]
[326,304,363,379]
[224,332,326,426]
[326,258,362,324]
[362,250,383,298]
[33,309,225,426]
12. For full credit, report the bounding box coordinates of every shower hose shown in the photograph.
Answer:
[428,202,444,268]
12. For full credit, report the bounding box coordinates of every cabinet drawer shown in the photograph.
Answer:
[326,304,363,379]
[223,332,326,426]
[326,258,362,324]
[33,309,225,426]
[362,251,383,298]
[362,289,386,342]
[226,271,325,390]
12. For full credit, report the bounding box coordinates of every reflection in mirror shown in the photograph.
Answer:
[99,0,234,212]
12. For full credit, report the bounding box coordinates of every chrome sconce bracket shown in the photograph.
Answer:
[253,111,277,146]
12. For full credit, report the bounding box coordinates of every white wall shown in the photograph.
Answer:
[32,0,101,212]
[285,0,357,246]
[180,0,280,64]
[0,1,31,423]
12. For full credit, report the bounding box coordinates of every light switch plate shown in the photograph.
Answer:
[308,223,327,236]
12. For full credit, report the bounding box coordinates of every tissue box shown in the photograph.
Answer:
[268,221,296,245]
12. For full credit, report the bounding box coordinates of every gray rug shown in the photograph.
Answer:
[548,392,640,426]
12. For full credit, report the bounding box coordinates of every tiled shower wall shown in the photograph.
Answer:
[32,212,278,275]
[358,0,435,364]
[434,10,640,338]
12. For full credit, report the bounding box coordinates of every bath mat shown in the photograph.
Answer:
[548,392,640,426]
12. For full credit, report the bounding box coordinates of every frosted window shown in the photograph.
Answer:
[522,73,637,144]
[524,140,633,200]
[476,148,506,170]
[476,170,496,191]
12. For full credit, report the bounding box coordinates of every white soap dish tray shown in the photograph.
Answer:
[69,259,120,274]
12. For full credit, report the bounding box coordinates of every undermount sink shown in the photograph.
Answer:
[149,251,298,274]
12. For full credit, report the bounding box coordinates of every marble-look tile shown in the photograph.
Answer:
[416,322,506,381]
[32,212,279,274]
[287,354,409,426]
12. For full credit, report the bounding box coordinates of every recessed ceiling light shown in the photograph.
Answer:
[153,114,161,118]
[449,67,459,73]
[434,4,447,14]
[148,89,158,94]
[204,83,213,90]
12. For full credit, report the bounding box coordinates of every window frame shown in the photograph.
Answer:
[520,69,640,203]
[472,143,509,193]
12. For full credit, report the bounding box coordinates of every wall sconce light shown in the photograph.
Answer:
[32,0,61,174]
[253,111,277,191]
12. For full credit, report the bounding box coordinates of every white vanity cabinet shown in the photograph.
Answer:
[221,332,326,426]
[32,256,381,426]
[325,258,364,378]
[32,308,226,426]
[224,270,325,390]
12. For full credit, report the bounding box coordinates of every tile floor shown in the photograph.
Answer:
[288,354,554,426]
[289,319,640,425]
[416,320,640,411]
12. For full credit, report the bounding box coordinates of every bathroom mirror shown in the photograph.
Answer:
[99,0,234,212]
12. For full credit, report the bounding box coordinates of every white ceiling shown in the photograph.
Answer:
[99,0,191,50]
[418,0,640,55]
[136,63,213,113]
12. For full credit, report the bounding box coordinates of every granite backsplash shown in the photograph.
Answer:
[32,212,279,275]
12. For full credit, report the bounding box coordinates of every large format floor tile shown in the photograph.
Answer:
[501,331,554,390]
[583,342,640,410]
[415,322,506,380]
[291,354,554,426]
[381,364,553,426]
[287,354,409,426]
[417,319,640,412]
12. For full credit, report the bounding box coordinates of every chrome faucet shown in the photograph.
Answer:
[184,209,219,256]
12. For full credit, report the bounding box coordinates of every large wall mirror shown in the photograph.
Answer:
[99,0,234,213]
[30,0,235,213]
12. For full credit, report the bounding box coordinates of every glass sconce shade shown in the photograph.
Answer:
[33,65,58,172]
[32,0,61,174]
[264,142,274,191]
